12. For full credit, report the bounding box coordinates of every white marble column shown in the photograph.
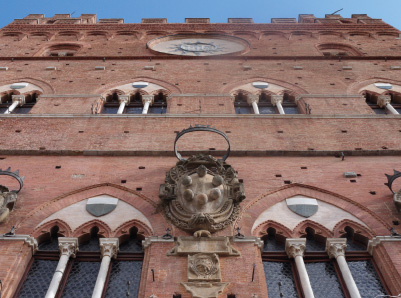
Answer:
[4,95,25,114]
[91,238,119,298]
[142,95,154,114]
[271,95,285,114]
[286,238,315,298]
[247,95,260,114]
[377,95,399,115]
[117,95,130,114]
[326,238,361,298]
[45,237,78,298]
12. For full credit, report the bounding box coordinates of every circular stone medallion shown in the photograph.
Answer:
[147,34,248,56]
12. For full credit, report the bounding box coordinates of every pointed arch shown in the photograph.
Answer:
[238,183,389,237]
[333,219,374,239]
[113,219,154,238]
[293,220,333,238]
[252,220,293,238]
[33,219,73,238]
[73,219,112,238]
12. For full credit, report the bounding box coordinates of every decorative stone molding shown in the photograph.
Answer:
[0,189,17,223]
[58,237,79,258]
[326,238,347,258]
[377,95,391,108]
[142,236,175,249]
[167,236,240,256]
[247,94,259,105]
[99,238,119,258]
[232,236,264,251]
[0,234,38,254]
[368,236,401,255]
[118,94,130,104]
[188,253,221,281]
[142,94,154,105]
[285,238,306,258]
[181,282,229,298]
[271,95,284,106]
[159,154,245,234]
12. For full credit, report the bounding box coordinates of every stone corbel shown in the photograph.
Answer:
[99,238,119,258]
[326,238,347,259]
[285,238,306,258]
[118,95,130,105]
[58,237,79,258]
[11,94,26,106]
[232,236,264,252]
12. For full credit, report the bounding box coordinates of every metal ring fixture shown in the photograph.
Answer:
[385,170,401,194]
[174,125,231,161]
[0,167,24,193]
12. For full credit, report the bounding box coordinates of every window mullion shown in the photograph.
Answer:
[55,258,74,298]
[333,259,352,298]
[291,260,306,298]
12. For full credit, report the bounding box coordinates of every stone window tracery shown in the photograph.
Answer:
[261,226,388,298]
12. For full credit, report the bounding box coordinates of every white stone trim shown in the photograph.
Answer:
[368,236,401,255]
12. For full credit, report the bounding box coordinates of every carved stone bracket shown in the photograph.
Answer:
[326,238,347,259]
[58,237,79,258]
[285,238,306,258]
[247,94,259,105]
[142,236,175,250]
[167,236,240,256]
[377,95,391,108]
[0,234,38,254]
[181,282,229,298]
[142,94,154,105]
[232,236,264,252]
[271,95,284,106]
[118,95,130,104]
[99,238,119,259]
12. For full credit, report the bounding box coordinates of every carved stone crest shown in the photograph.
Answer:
[0,167,24,224]
[188,253,221,281]
[159,154,245,233]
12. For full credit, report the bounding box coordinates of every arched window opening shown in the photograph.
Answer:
[341,226,368,251]
[38,226,61,251]
[385,91,401,113]
[282,92,299,114]
[262,227,286,251]
[103,92,122,114]
[79,226,101,252]
[148,92,166,114]
[258,92,276,114]
[302,227,326,251]
[119,227,144,252]
[125,92,143,114]
[234,92,253,114]
[363,91,386,114]
[44,44,81,57]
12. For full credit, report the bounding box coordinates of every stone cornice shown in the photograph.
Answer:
[368,236,401,255]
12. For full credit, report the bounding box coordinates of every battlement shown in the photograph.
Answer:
[8,13,387,26]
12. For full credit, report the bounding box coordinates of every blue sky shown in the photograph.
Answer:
[0,0,400,30]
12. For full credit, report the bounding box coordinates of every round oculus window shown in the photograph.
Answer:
[147,34,248,56]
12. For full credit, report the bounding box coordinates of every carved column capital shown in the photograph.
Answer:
[247,94,259,105]
[99,238,119,259]
[377,95,391,108]
[118,95,130,104]
[326,238,347,259]
[285,238,306,258]
[58,237,79,258]
[142,95,154,105]
[11,94,25,106]
[271,95,284,106]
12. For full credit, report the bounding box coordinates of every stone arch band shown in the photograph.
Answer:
[174,125,231,161]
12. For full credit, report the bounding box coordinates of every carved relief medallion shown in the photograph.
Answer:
[159,126,245,233]
[188,253,221,281]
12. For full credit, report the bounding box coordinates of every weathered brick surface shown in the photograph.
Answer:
[0,13,401,298]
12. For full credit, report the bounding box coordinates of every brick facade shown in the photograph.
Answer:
[0,13,401,298]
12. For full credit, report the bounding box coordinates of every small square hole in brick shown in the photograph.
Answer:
[15,130,21,133]
[284,180,291,184]
[227,295,236,298]
[209,148,216,151]
[382,146,388,150]
[177,104,183,106]
[277,131,284,133]
[341,130,347,133]
[121,180,127,184]
[173,294,182,298]
[39,147,46,150]
[350,180,357,183]
[139,166,145,169]
[239,179,244,183]
[124,131,129,133]
[79,131,84,133]
[275,174,282,177]
[219,103,224,106]
[369,191,376,195]
[308,148,314,151]
[225,131,231,133]
[0,157,5,160]
[357,174,362,177]
[301,167,307,169]
[55,166,61,169]
[393,220,400,226]
[355,148,362,151]
[136,187,142,191]
[174,131,179,133]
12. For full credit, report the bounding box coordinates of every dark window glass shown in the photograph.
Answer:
[119,236,143,252]
[283,106,299,114]
[263,234,285,252]
[263,261,299,298]
[148,106,166,114]
[38,237,59,251]
[125,107,143,114]
[305,262,345,298]
[373,108,387,115]
[235,106,254,114]
[348,260,387,298]
[14,107,33,114]
[18,259,58,298]
[79,229,100,252]
[259,106,277,114]
[105,261,142,298]
[0,107,8,113]
[61,261,101,298]
[102,106,119,114]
